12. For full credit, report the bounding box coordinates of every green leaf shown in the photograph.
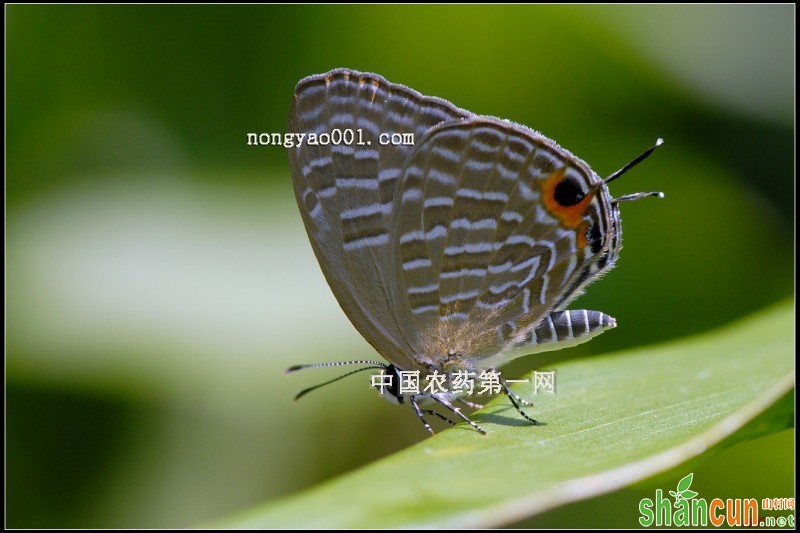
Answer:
[676,473,694,493]
[212,301,793,528]
[680,490,699,500]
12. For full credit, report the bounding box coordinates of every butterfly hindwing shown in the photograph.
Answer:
[391,117,619,369]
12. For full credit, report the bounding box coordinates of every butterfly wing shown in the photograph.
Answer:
[288,68,472,369]
[391,117,620,370]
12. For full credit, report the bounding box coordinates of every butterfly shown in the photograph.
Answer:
[286,68,662,435]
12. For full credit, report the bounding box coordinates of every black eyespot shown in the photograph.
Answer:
[587,224,603,254]
[597,252,609,270]
[554,179,584,206]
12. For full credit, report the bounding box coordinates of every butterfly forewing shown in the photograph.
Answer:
[288,69,472,369]
[391,118,618,369]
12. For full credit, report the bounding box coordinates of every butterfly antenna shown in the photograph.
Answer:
[291,366,387,401]
[605,138,663,185]
[612,191,665,204]
[286,360,388,373]
[286,360,389,400]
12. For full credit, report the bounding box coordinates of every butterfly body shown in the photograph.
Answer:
[286,68,660,434]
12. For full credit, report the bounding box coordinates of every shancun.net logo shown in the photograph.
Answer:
[639,473,796,527]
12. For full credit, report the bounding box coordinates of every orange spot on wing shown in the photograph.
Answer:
[541,168,597,229]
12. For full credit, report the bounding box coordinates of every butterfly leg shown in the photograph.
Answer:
[429,396,487,435]
[409,395,435,435]
[456,398,485,410]
[502,383,534,407]
[422,409,456,426]
[501,380,539,425]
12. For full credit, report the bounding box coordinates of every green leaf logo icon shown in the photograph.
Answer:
[670,473,697,502]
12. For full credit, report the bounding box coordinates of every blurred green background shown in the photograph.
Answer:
[6,5,794,528]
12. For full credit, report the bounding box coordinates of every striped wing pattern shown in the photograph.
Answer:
[289,69,619,373]
[392,118,618,370]
[288,69,471,370]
